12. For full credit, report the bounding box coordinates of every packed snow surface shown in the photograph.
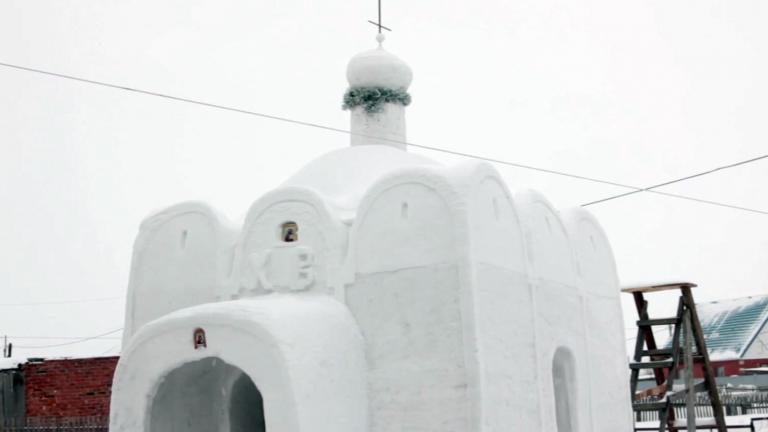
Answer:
[282,145,438,212]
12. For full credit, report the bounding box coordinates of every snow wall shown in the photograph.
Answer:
[111,145,633,432]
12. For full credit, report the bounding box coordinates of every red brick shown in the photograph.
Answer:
[23,357,119,418]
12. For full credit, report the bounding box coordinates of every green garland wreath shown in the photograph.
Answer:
[342,87,411,114]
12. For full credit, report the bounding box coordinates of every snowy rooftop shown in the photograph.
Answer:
[742,366,768,375]
[281,145,439,213]
[0,355,119,371]
[665,295,768,360]
[0,357,23,370]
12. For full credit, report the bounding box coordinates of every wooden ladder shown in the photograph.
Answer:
[622,282,726,432]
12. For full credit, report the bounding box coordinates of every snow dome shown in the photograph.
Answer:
[109,36,633,432]
[282,145,438,212]
[346,45,413,89]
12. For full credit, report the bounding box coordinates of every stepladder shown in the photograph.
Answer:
[622,282,727,432]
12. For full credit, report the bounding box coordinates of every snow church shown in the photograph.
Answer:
[109,35,633,432]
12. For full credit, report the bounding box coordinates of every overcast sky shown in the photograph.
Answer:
[1,0,766,359]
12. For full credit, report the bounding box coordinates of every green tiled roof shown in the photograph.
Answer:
[668,295,768,360]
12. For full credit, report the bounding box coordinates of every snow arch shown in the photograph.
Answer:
[463,166,538,430]
[110,295,367,432]
[149,357,265,432]
[237,188,347,297]
[124,201,237,343]
[346,171,474,431]
[350,171,459,266]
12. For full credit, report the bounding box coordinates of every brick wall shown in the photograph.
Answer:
[23,357,119,418]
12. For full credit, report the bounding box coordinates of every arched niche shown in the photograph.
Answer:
[238,188,347,296]
[347,173,471,430]
[464,167,538,429]
[561,208,633,431]
[126,202,237,342]
[515,190,577,286]
[149,357,265,432]
[560,208,619,295]
[469,175,527,273]
[552,347,578,432]
[352,181,457,273]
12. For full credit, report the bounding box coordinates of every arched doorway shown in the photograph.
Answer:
[149,357,265,432]
[552,347,577,432]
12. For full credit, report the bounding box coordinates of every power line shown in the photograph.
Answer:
[0,297,122,306]
[99,344,121,356]
[7,335,122,340]
[408,142,636,189]
[14,328,123,349]
[620,189,768,216]
[1,61,766,216]
[0,62,352,139]
[583,154,768,211]
[0,61,639,189]
[414,144,768,215]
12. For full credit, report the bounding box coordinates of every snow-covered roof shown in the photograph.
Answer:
[0,355,120,371]
[742,366,768,375]
[281,145,440,212]
[664,295,768,360]
[0,357,23,370]
[699,295,768,360]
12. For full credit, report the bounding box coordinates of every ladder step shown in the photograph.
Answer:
[642,348,673,357]
[637,317,679,326]
[668,382,709,401]
[629,360,674,370]
[633,400,669,411]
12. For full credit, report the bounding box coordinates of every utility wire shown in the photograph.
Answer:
[622,189,768,216]
[99,344,121,355]
[7,335,122,340]
[0,61,639,189]
[414,144,768,215]
[0,297,122,306]
[1,61,766,216]
[14,328,123,349]
[583,154,768,210]
[0,62,352,140]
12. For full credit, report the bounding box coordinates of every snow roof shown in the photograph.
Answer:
[0,355,119,371]
[0,357,23,371]
[282,145,440,213]
[664,295,768,360]
[742,367,768,375]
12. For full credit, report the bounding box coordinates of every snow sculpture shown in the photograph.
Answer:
[109,37,633,432]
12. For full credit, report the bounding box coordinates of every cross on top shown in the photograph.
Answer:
[367,0,391,34]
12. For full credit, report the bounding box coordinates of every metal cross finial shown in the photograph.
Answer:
[367,0,391,34]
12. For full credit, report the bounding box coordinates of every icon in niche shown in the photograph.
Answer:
[193,328,207,349]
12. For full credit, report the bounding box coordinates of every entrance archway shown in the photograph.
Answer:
[552,347,577,432]
[149,357,265,432]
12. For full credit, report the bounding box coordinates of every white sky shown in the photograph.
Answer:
[0,0,766,359]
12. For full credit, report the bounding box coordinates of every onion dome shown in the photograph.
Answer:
[346,35,412,90]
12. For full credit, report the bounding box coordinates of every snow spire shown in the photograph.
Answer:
[343,35,413,150]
